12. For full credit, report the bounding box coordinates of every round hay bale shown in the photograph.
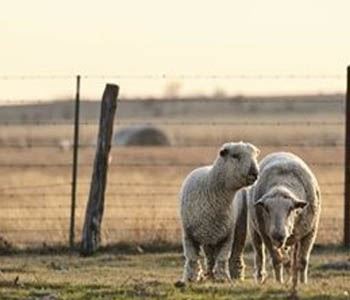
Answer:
[114,125,170,146]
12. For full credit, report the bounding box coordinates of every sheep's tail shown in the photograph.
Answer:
[229,188,248,280]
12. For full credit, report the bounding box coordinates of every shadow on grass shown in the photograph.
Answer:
[0,240,182,256]
[1,242,348,258]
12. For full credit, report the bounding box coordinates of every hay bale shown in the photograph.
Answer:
[114,125,170,146]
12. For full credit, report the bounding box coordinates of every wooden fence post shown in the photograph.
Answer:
[344,66,350,248]
[80,83,119,256]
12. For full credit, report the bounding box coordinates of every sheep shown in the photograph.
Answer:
[179,141,260,283]
[247,152,321,289]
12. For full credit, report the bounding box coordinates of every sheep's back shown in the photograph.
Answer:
[179,166,234,245]
[256,152,320,207]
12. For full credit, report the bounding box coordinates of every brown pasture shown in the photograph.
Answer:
[0,108,345,248]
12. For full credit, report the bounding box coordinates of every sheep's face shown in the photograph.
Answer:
[219,142,260,189]
[255,187,308,249]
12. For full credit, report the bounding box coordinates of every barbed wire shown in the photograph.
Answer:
[1,227,182,233]
[0,182,71,191]
[0,161,344,168]
[0,180,342,192]
[119,120,345,126]
[0,216,179,222]
[0,194,344,209]
[0,191,343,199]
[0,99,68,106]
[0,75,76,80]
[0,97,345,106]
[0,142,345,149]
[2,223,343,234]
[0,74,344,80]
[0,120,344,126]
[1,192,178,197]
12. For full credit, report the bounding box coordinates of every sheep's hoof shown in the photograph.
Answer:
[275,276,284,284]
[300,274,308,284]
[213,271,231,283]
[214,276,232,283]
[255,273,267,284]
[288,289,300,300]
[174,280,186,288]
[231,273,245,281]
[184,260,204,283]
[203,271,214,281]
[230,266,245,281]
[213,261,231,282]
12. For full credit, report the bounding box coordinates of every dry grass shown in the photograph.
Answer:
[0,111,345,248]
[0,248,349,299]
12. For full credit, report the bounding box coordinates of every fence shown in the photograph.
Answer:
[0,70,348,250]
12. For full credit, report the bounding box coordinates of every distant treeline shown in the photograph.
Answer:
[0,94,344,122]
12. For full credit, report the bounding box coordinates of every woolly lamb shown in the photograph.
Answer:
[248,152,321,287]
[179,142,260,283]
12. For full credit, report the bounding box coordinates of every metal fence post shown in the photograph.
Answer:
[345,66,350,248]
[70,75,81,249]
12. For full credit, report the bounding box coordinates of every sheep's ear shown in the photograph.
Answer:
[220,148,229,157]
[248,143,260,155]
[293,199,308,209]
[255,147,261,156]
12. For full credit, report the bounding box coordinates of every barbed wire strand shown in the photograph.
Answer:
[2,223,342,234]
[0,142,345,149]
[0,191,343,198]
[0,180,343,192]
[0,97,345,106]
[0,161,344,168]
[0,120,344,126]
[0,74,344,80]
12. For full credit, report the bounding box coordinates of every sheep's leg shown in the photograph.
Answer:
[203,244,216,279]
[265,243,284,283]
[261,234,284,283]
[229,236,246,281]
[281,247,292,283]
[229,192,248,280]
[182,234,203,282]
[213,235,233,282]
[250,228,266,283]
[298,229,316,284]
[291,241,300,294]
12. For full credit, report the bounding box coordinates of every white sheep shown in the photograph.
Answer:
[248,152,321,288]
[179,142,260,283]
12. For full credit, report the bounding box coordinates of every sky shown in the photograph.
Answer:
[0,0,349,101]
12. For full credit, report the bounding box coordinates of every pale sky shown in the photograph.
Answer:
[1,0,349,101]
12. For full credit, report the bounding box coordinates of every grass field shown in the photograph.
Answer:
[0,110,345,247]
[0,247,349,299]
[0,97,348,298]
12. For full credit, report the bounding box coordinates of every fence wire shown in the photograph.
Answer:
[0,74,347,247]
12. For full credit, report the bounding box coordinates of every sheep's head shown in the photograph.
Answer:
[218,141,260,190]
[255,186,308,249]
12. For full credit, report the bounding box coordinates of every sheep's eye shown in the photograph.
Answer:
[231,153,240,160]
